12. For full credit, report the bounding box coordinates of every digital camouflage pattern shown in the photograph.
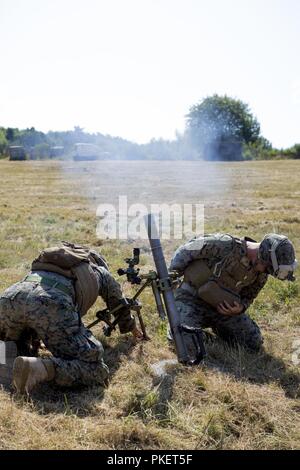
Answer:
[0,268,135,387]
[174,287,263,351]
[170,234,268,350]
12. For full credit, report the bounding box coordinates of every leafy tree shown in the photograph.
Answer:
[186,95,262,160]
[5,127,15,142]
[283,143,300,159]
[21,127,47,148]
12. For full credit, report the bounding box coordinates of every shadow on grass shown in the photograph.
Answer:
[13,332,299,420]
[204,333,300,399]
[21,335,137,418]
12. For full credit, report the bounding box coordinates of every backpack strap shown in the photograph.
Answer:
[72,263,99,317]
[212,235,242,278]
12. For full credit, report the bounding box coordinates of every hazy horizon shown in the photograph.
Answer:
[0,0,299,147]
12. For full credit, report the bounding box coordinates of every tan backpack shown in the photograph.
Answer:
[32,241,108,316]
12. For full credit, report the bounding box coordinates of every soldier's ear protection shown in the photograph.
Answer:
[268,236,298,281]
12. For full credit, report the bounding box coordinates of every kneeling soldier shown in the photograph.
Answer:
[170,233,297,352]
[0,242,142,394]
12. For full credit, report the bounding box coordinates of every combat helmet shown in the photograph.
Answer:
[258,234,297,281]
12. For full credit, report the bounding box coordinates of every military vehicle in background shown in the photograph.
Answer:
[9,146,26,161]
[73,143,111,161]
[50,146,64,158]
[73,143,100,161]
[29,145,64,160]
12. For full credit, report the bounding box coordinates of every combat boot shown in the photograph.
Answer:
[12,356,55,394]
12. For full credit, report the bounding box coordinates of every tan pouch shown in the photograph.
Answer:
[198,280,241,309]
[184,260,213,289]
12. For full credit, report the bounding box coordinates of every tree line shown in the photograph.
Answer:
[1,95,299,161]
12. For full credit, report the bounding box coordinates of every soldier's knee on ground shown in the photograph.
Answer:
[50,331,110,388]
[244,331,264,352]
[239,318,264,352]
[52,356,109,388]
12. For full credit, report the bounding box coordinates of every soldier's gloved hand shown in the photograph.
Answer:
[131,326,144,340]
[217,300,244,316]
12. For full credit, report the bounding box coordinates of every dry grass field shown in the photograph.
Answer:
[0,159,299,450]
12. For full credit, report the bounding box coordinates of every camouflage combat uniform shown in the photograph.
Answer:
[0,267,135,387]
[170,234,268,351]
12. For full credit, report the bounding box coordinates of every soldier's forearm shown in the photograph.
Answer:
[105,296,136,334]
[96,266,136,334]
[96,267,123,305]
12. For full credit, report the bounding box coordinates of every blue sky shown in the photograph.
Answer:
[0,0,299,147]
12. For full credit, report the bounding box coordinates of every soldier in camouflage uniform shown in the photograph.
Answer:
[169,233,297,352]
[0,245,142,394]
